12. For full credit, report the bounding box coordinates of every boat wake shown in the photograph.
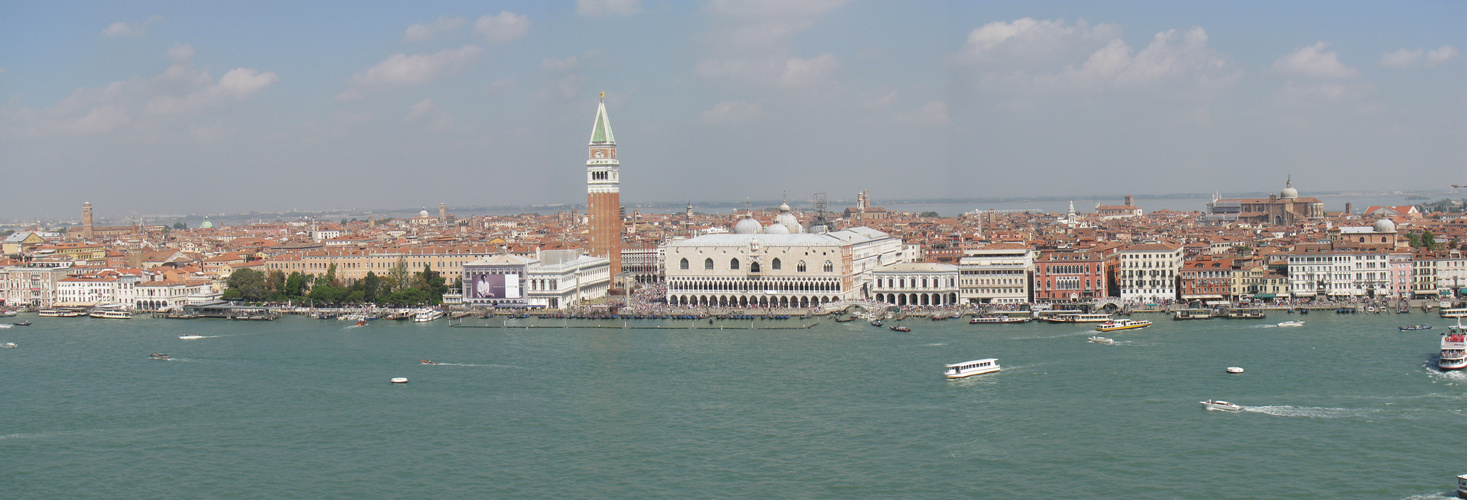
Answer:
[1399,492,1457,499]
[423,362,528,369]
[1241,405,1378,419]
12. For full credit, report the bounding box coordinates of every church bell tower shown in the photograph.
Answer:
[586,92,621,275]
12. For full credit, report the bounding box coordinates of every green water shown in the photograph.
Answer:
[2,312,1464,498]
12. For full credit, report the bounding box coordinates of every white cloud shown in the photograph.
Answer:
[1383,45,1460,69]
[474,11,529,43]
[776,54,839,88]
[701,101,762,124]
[895,101,951,126]
[404,16,465,42]
[338,45,482,100]
[542,56,579,71]
[577,0,641,16]
[1273,42,1357,79]
[101,16,161,38]
[955,21,1237,96]
[406,98,455,130]
[3,47,276,136]
[167,43,195,64]
[1275,80,1375,104]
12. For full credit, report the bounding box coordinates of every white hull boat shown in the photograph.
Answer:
[1441,333,1467,370]
[1277,320,1305,327]
[179,334,205,340]
[1200,399,1242,411]
[1087,336,1114,344]
[945,358,1000,379]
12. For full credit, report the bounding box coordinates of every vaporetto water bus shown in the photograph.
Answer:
[1095,319,1152,332]
[1440,333,1467,371]
[945,359,1000,379]
[1043,313,1112,324]
[1441,308,1467,319]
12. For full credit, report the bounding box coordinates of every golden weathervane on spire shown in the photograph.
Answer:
[600,91,604,101]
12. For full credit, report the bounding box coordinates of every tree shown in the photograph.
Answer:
[172,221,187,230]
[320,263,339,288]
[283,272,307,300]
[1422,230,1437,250]
[387,257,411,293]
[413,264,448,304]
[225,268,268,302]
[354,272,383,303]
[919,211,940,218]
[266,270,286,297]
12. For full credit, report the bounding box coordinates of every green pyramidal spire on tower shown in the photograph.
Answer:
[589,92,615,145]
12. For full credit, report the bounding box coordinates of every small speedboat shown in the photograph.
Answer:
[149,353,172,360]
[420,360,437,365]
[390,377,409,384]
[1226,367,1245,374]
[179,334,205,340]
[12,321,31,326]
[1087,336,1114,345]
[870,320,883,327]
[1,342,16,348]
[1200,399,1241,411]
[890,325,911,333]
[0,324,11,329]
[1277,320,1305,328]
[355,319,367,327]
[1399,325,1432,331]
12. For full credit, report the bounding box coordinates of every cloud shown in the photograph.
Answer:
[954,20,1237,96]
[474,11,529,43]
[701,101,762,124]
[3,47,275,136]
[1275,80,1375,105]
[167,43,195,64]
[404,16,465,42]
[338,45,482,100]
[577,0,641,16]
[694,54,840,90]
[1273,42,1357,79]
[704,0,849,52]
[542,55,579,71]
[101,16,161,38]
[776,54,839,88]
[895,101,951,126]
[1381,45,1460,69]
[406,98,455,130]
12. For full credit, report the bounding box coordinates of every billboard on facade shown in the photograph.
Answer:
[472,273,521,299]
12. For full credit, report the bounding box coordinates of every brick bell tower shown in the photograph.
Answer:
[586,92,621,275]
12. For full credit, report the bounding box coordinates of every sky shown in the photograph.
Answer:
[1,0,1463,221]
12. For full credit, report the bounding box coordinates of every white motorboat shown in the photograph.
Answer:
[149,353,172,360]
[390,377,409,384]
[1226,367,1245,374]
[1441,333,1467,370]
[413,309,445,322]
[0,324,11,329]
[178,334,205,340]
[1456,473,1467,499]
[1200,399,1242,411]
[945,358,1000,379]
[1277,320,1305,328]
[2,342,16,348]
[1087,336,1114,345]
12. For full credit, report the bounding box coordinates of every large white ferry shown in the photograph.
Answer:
[1441,308,1467,319]
[1095,319,1151,332]
[90,309,134,319]
[413,309,445,322]
[1044,313,1112,323]
[969,315,1030,324]
[1441,333,1467,371]
[945,358,1000,379]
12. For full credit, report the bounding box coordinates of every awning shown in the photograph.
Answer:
[1254,293,1276,299]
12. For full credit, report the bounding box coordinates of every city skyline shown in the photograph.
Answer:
[2,1,1463,220]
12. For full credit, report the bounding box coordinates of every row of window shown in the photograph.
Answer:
[679,257,833,273]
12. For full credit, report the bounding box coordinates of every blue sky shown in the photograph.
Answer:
[1,0,1463,220]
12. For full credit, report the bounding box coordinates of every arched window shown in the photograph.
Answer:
[823,261,833,272]
[704,258,714,270]
[772,258,781,270]
[680,258,689,270]
[730,258,740,270]
[797,261,807,272]
[750,262,761,273]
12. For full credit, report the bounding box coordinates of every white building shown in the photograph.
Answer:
[872,263,960,306]
[0,266,72,308]
[135,280,213,311]
[56,272,140,307]
[1116,243,1184,303]
[663,212,908,308]
[1438,250,1467,297]
[958,244,1036,304]
[1286,251,1403,299]
[461,249,611,309]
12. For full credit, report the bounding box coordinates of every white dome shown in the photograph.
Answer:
[1373,218,1396,233]
[1281,187,1299,199]
[773,202,802,234]
[763,223,790,234]
[420,209,430,217]
[733,218,763,234]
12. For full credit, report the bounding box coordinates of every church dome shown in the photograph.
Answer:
[774,203,802,234]
[419,208,430,217]
[1373,218,1396,233]
[198,217,213,229]
[763,223,790,234]
[1281,180,1299,199]
[733,218,763,234]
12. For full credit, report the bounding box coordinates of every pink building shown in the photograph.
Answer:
[1034,250,1107,302]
